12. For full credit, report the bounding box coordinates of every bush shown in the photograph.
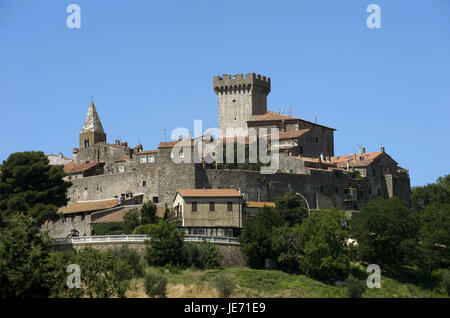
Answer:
[145,220,184,266]
[144,272,167,298]
[107,245,144,278]
[141,200,158,224]
[214,273,236,298]
[133,224,154,234]
[345,275,366,298]
[92,222,132,235]
[182,241,223,270]
[441,269,450,295]
[123,209,140,230]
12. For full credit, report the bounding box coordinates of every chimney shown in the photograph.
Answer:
[381,146,385,153]
[121,141,128,148]
[115,139,121,145]
[362,147,366,154]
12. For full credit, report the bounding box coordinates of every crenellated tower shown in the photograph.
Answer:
[213,73,271,135]
[79,101,106,149]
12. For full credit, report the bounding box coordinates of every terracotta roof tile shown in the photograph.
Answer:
[91,208,130,223]
[158,140,193,149]
[59,198,119,214]
[245,201,275,208]
[137,150,158,155]
[248,111,297,122]
[177,189,241,198]
[64,162,98,174]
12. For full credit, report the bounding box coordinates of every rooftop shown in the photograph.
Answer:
[177,189,241,198]
[64,161,98,174]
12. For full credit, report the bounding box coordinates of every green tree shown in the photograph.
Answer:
[123,209,140,230]
[271,225,303,271]
[275,191,309,226]
[296,208,350,281]
[182,241,223,269]
[0,151,71,226]
[239,206,284,268]
[351,197,420,270]
[74,247,134,298]
[410,174,450,211]
[145,221,184,266]
[141,200,158,224]
[417,204,450,271]
[0,214,55,298]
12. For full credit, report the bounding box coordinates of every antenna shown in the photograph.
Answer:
[288,106,292,116]
[90,96,94,102]
[281,107,284,114]
[164,128,167,142]
[357,144,363,154]
[315,116,317,124]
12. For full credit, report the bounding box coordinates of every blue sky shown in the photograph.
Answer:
[0,0,449,187]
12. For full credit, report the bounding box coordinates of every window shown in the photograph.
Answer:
[315,137,319,144]
[84,139,89,148]
[209,202,215,212]
[71,215,75,222]
[192,201,197,212]
[320,185,324,193]
[81,214,85,221]
[227,202,233,212]
[140,156,147,163]
[299,146,303,154]
[119,166,124,172]
[152,196,158,203]
[180,151,184,158]
[377,188,381,195]
[142,181,147,187]
[148,155,155,163]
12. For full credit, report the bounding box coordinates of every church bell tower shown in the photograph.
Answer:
[79,101,106,149]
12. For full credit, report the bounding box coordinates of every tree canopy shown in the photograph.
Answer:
[0,151,71,226]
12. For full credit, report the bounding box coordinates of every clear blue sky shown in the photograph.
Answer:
[0,0,449,187]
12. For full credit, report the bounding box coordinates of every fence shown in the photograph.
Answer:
[52,234,240,245]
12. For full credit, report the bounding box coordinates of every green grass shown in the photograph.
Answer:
[140,266,448,298]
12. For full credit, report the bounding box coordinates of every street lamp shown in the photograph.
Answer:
[296,192,311,216]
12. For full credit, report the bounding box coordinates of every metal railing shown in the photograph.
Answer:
[52,234,240,245]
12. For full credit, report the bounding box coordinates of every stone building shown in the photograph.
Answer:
[47,72,411,238]
[173,189,244,237]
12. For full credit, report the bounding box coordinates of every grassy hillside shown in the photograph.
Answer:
[125,266,447,298]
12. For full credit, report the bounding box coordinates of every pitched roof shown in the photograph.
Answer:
[244,201,275,208]
[114,156,127,163]
[158,139,193,149]
[274,129,310,140]
[330,152,388,167]
[80,102,105,134]
[64,162,98,174]
[59,198,119,214]
[248,111,336,130]
[248,111,297,122]
[137,150,158,155]
[91,208,129,223]
[176,189,241,198]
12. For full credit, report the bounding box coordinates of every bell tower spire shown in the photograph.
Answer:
[79,101,107,149]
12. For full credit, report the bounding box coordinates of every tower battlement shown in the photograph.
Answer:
[213,73,271,95]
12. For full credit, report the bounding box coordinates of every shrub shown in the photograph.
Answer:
[107,245,144,278]
[141,200,158,224]
[133,224,154,234]
[182,241,223,269]
[123,209,140,230]
[345,275,366,298]
[145,220,184,266]
[144,272,167,298]
[441,269,450,295]
[214,273,236,298]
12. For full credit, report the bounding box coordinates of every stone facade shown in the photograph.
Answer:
[54,73,411,231]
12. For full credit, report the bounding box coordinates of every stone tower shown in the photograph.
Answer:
[213,73,271,136]
[79,101,106,149]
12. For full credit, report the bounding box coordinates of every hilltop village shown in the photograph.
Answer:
[43,73,411,238]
